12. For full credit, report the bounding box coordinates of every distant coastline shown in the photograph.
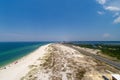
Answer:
[64,41,120,45]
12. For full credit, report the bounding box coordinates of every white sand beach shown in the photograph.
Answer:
[0,43,119,80]
[0,44,50,80]
[20,44,119,80]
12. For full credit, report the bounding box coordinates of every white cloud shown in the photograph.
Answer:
[103,33,110,38]
[97,11,105,15]
[105,6,120,11]
[96,0,120,24]
[96,0,107,5]
[113,16,120,24]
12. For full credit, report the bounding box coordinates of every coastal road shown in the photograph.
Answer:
[65,44,120,70]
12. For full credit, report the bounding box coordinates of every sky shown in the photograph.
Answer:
[0,0,120,41]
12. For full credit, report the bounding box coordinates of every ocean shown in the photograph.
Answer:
[0,42,50,67]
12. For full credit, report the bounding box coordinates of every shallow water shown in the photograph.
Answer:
[0,42,49,67]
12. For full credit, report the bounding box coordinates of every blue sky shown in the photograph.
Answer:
[0,0,120,41]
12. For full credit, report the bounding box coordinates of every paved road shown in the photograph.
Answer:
[65,44,120,70]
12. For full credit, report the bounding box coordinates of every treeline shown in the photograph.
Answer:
[70,43,120,60]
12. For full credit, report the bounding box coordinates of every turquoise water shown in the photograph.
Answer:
[0,42,49,67]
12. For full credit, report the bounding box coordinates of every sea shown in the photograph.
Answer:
[0,42,50,67]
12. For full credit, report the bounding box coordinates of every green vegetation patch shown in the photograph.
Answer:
[71,43,120,60]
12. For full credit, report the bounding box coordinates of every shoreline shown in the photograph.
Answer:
[0,44,50,80]
[0,43,120,80]
[0,44,42,68]
[0,45,42,69]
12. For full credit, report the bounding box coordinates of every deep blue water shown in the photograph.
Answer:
[0,42,50,67]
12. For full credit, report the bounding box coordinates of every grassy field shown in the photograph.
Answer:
[70,43,120,60]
